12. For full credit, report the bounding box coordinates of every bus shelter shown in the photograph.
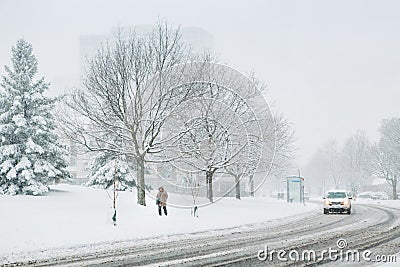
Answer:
[286,176,305,203]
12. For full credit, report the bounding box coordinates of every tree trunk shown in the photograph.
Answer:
[206,170,213,203]
[137,156,146,206]
[112,159,117,225]
[249,174,255,197]
[392,179,398,200]
[235,175,241,200]
[113,159,117,210]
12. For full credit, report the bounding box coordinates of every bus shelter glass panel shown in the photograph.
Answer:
[286,176,304,203]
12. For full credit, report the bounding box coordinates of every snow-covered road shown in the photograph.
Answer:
[4,202,400,266]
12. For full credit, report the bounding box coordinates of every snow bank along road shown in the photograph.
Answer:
[4,203,400,266]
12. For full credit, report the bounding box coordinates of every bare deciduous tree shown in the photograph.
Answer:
[303,140,343,195]
[153,63,272,203]
[225,112,294,199]
[166,93,250,203]
[325,140,342,189]
[60,21,195,206]
[371,118,400,200]
[340,130,371,196]
[185,173,200,217]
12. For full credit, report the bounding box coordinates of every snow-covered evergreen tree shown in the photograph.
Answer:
[0,39,69,195]
[86,153,135,190]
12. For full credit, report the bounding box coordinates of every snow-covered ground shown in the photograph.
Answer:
[354,198,400,267]
[0,184,318,257]
[355,197,400,207]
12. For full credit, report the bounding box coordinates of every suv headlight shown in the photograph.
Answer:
[324,200,331,205]
[341,199,350,206]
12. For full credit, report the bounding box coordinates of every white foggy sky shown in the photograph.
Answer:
[1,0,399,168]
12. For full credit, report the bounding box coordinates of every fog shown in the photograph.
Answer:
[1,0,399,168]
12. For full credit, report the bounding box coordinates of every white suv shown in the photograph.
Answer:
[323,190,352,214]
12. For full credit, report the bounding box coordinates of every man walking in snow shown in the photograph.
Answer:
[156,186,168,216]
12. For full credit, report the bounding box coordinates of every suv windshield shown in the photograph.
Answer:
[327,192,347,199]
